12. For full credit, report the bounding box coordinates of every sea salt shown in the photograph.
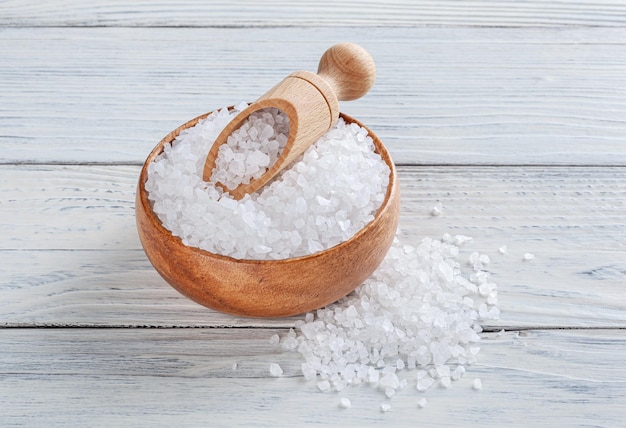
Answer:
[431,202,443,216]
[146,103,389,260]
[472,378,483,390]
[339,397,352,409]
[417,371,435,392]
[286,234,499,398]
[318,380,331,392]
[269,363,283,377]
[269,334,280,345]
[451,365,466,381]
[210,108,290,190]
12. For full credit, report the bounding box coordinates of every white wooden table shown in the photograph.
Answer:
[1,1,625,426]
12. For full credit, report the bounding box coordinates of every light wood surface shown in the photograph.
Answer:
[1,1,625,426]
[2,328,625,427]
[3,0,626,27]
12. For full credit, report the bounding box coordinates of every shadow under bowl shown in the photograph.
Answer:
[136,110,400,318]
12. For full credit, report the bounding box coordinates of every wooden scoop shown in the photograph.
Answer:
[202,42,376,199]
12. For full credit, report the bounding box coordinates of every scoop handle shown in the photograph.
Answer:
[203,43,376,200]
[316,42,376,102]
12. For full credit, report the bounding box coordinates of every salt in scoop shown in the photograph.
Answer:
[203,42,376,199]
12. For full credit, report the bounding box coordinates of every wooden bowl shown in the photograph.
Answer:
[135,110,400,318]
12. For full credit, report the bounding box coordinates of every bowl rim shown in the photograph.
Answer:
[137,107,398,266]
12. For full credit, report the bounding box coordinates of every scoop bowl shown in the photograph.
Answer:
[135,110,400,318]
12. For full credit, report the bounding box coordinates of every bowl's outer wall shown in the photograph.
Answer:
[135,111,400,318]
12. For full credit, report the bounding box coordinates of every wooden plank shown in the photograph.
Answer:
[1,328,625,426]
[2,27,626,165]
[3,0,626,27]
[398,166,626,328]
[0,249,298,328]
[1,164,625,328]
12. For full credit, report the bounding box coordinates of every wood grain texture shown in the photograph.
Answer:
[3,0,626,27]
[2,27,626,165]
[2,2,626,424]
[1,165,624,328]
[1,328,625,427]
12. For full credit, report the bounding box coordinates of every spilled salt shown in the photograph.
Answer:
[269,363,283,377]
[339,397,352,409]
[278,232,499,399]
[472,378,483,390]
[431,202,443,216]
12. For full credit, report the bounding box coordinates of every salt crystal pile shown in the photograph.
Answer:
[278,233,500,397]
[145,103,389,260]
[210,108,290,190]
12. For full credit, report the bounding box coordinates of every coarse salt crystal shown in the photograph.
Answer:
[431,202,443,216]
[318,380,331,392]
[269,334,280,345]
[281,336,298,350]
[435,365,451,378]
[269,363,283,377]
[379,373,400,390]
[339,397,352,409]
[523,252,535,261]
[451,366,466,381]
[454,235,473,246]
[380,403,392,413]
[417,373,435,392]
[472,378,483,390]
[302,363,317,380]
[440,377,451,388]
[212,108,289,190]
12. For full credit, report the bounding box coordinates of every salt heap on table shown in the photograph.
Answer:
[279,233,500,396]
